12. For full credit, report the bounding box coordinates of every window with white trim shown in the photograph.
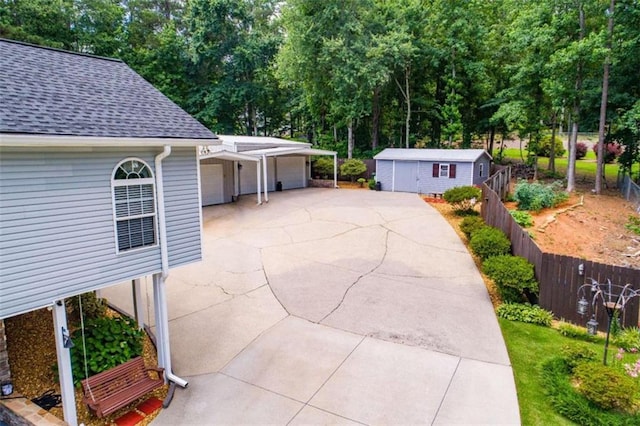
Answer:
[112,159,157,252]
[439,164,450,177]
[479,163,484,177]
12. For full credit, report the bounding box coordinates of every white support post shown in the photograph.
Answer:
[52,300,78,426]
[152,273,166,373]
[333,154,338,188]
[132,278,145,330]
[233,161,240,199]
[262,155,269,202]
[256,161,262,205]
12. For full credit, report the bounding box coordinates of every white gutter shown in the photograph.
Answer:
[154,145,188,388]
[2,133,218,147]
[262,154,269,202]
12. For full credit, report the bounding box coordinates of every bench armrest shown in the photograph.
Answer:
[145,366,165,379]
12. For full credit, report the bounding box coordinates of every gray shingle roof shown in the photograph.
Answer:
[374,148,491,162]
[0,39,216,140]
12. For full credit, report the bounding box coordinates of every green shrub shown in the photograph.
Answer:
[509,210,533,228]
[557,321,599,343]
[496,303,553,326]
[340,159,367,182]
[533,134,566,158]
[513,180,569,212]
[460,216,486,239]
[573,362,637,411]
[541,357,640,426]
[561,344,598,372]
[469,227,511,260]
[314,157,334,178]
[625,216,640,236]
[68,316,143,386]
[614,327,640,352]
[443,186,481,214]
[66,291,107,323]
[483,255,538,302]
[368,178,376,190]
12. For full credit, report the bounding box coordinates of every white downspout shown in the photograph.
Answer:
[256,160,262,205]
[154,145,188,388]
[262,154,269,202]
[333,154,338,188]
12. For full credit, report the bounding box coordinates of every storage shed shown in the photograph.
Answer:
[374,148,492,194]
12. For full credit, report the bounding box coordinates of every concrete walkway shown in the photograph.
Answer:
[102,188,520,425]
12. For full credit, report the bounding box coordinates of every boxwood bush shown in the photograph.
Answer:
[483,255,538,302]
[574,362,637,411]
[459,216,486,239]
[469,226,511,260]
[443,186,481,214]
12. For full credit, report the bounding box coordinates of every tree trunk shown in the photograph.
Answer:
[371,87,381,150]
[596,0,615,194]
[549,112,557,173]
[405,67,411,148]
[488,126,496,155]
[567,2,585,193]
[347,120,354,159]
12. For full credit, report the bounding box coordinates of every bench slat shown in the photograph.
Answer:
[81,356,165,418]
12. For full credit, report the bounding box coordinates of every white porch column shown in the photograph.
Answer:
[233,161,240,199]
[262,155,269,202]
[132,278,145,330]
[152,273,167,375]
[333,154,338,188]
[256,161,262,205]
[52,300,78,426]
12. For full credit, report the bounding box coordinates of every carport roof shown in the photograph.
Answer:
[244,147,336,157]
[374,148,491,162]
[218,135,311,148]
[199,149,260,162]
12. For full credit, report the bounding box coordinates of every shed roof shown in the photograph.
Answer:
[374,148,491,162]
[0,38,216,141]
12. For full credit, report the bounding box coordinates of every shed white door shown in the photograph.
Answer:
[277,157,305,189]
[393,161,419,193]
[201,164,225,206]
[239,161,258,194]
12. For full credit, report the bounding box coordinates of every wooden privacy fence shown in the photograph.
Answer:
[481,175,640,331]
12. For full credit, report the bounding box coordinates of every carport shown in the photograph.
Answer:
[199,149,263,205]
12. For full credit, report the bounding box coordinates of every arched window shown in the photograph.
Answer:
[112,159,157,252]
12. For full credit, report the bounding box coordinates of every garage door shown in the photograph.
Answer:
[277,157,305,189]
[201,164,225,206]
[393,161,419,193]
[239,161,258,194]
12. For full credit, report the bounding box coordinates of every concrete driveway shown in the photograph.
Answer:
[103,188,520,425]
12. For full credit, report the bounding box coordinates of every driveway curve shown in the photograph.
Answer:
[103,188,519,425]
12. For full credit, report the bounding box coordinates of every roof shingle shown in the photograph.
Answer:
[0,39,216,140]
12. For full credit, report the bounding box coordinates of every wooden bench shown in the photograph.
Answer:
[81,356,164,418]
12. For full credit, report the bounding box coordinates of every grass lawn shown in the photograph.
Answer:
[494,148,620,182]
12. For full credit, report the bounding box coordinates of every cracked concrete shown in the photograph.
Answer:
[102,188,519,425]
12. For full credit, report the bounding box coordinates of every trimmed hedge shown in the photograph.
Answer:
[483,255,538,302]
[469,227,511,260]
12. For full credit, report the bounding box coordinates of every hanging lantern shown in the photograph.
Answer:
[577,297,589,316]
[587,315,599,336]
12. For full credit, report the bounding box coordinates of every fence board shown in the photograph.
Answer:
[481,174,640,331]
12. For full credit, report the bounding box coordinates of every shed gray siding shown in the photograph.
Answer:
[376,159,476,194]
[417,162,474,194]
[200,158,234,203]
[375,160,393,192]
[472,157,491,186]
[0,146,201,318]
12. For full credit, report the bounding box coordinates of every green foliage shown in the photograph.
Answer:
[443,186,481,214]
[541,357,640,426]
[513,180,569,212]
[368,178,376,190]
[66,291,107,323]
[625,216,640,236]
[534,134,566,158]
[496,303,552,326]
[68,316,144,386]
[313,157,334,178]
[459,216,486,239]
[560,345,598,372]
[469,227,511,261]
[557,321,599,343]
[340,159,367,182]
[573,362,637,411]
[613,327,640,352]
[483,255,538,303]
[509,210,533,228]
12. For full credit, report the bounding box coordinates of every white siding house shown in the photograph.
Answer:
[374,149,492,194]
[0,39,217,425]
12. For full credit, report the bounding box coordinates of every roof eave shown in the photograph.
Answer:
[0,134,219,147]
